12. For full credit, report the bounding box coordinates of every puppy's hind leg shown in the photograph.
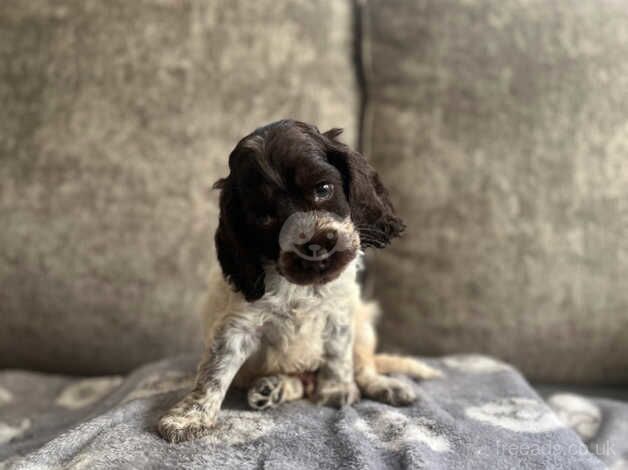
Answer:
[353,301,442,406]
[353,302,417,406]
[247,374,304,410]
[375,354,443,380]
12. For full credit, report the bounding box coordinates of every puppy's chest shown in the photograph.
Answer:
[249,285,349,374]
[261,293,333,350]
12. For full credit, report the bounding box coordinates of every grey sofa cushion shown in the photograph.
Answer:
[0,0,357,374]
[363,0,628,383]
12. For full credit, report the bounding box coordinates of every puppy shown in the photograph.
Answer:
[158,120,441,443]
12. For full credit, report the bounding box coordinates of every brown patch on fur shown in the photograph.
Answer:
[156,120,440,444]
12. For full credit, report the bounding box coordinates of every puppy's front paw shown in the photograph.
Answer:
[157,395,216,443]
[315,381,360,407]
[248,375,284,410]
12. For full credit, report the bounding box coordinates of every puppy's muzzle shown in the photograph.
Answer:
[295,228,339,271]
[278,211,359,285]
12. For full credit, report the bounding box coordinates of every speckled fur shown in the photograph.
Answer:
[157,120,441,443]
[158,255,442,443]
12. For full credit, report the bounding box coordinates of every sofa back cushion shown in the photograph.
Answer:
[0,0,357,374]
[363,0,628,383]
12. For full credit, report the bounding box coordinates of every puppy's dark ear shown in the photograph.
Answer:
[213,176,265,301]
[324,129,405,248]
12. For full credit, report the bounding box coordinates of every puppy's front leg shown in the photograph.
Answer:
[158,325,259,443]
[315,316,359,407]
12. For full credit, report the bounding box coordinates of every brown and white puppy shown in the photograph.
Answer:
[158,120,441,443]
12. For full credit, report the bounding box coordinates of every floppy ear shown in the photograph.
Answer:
[213,176,265,301]
[323,128,405,248]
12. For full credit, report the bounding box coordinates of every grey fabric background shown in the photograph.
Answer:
[2,0,627,385]
[0,0,357,374]
[364,0,628,383]
[0,355,611,469]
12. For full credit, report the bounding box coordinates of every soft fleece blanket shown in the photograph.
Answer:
[0,355,625,469]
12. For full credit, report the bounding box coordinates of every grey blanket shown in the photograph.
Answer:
[0,355,625,469]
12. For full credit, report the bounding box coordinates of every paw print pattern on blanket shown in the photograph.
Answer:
[611,458,628,470]
[55,377,123,410]
[465,398,565,433]
[0,419,30,445]
[0,387,13,407]
[123,370,195,404]
[354,408,451,453]
[547,393,602,442]
[443,355,512,374]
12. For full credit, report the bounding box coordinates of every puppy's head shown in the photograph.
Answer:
[214,119,405,301]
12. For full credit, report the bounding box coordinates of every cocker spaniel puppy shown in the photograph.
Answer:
[158,119,441,443]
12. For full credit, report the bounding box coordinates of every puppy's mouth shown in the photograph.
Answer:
[278,251,356,286]
[277,211,359,286]
[291,242,338,261]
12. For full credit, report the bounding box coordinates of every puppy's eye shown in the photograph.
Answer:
[313,183,334,202]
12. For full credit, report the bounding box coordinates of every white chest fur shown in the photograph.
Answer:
[259,258,361,331]
[202,257,362,385]
[251,259,360,374]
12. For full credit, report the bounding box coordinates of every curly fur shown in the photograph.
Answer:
[158,120,440,443]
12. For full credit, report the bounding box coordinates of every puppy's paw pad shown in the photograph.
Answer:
[248,376,283,410]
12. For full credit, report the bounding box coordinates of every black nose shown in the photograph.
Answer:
[308,243,322,255]
[303,229,338,257]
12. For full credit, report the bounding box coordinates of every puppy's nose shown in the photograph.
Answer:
[308,244,322,255]
[307,229,338,254]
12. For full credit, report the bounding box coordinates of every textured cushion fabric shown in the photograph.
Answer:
[0,0,357,374]
[0,355,611,469]
[362,0,628,383]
